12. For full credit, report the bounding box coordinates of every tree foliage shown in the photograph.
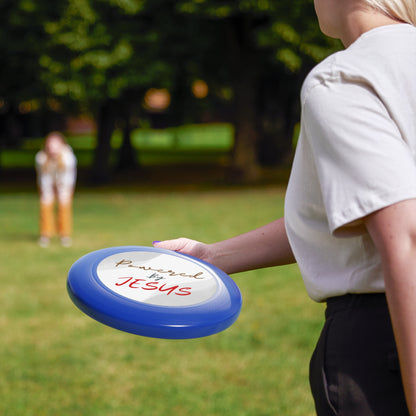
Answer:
[172,0,341,180]
[0,0,64,144]
[0,0,342,182]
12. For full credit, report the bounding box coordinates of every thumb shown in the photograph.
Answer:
[152,238,207,260]
[152,238,191,252]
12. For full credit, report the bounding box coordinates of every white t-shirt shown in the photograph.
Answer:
[36,145,77,204]
[285,24,416,302]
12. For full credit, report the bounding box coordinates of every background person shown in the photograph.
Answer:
[35,131,77,247]
[154,0,416,414]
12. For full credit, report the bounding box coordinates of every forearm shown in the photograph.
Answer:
[208,217,296,274]
[384,260,416,415]
[365,199,416,415]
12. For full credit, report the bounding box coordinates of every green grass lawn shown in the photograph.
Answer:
[0,187,324,416]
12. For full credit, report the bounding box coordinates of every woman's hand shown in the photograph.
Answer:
[153,238,214,264]
[153,218,295,275]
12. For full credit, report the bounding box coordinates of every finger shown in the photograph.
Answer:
[153,238,189,252]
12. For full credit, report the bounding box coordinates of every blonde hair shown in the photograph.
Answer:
[45,131,66,145]
[363,0,416,25]
[43,131,69,172]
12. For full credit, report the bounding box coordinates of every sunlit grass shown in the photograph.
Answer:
[0,188,323,415]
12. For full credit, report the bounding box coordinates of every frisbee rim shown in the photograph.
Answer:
[67,246,242,339]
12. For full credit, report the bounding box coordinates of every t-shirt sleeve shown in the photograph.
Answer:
[303,79,416,234]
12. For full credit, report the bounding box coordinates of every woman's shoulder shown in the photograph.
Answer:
[300,52,343,103]
[304,25,416,85]
[301,24,416,108]
[302,24,416,106]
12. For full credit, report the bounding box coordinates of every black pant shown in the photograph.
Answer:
[309,293,409,415]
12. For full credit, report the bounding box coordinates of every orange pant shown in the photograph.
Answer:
[39,201,72,238]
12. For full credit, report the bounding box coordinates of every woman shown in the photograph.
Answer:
[154,1,416,415]
[35,131,77,247]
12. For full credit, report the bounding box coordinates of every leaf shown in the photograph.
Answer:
[276,48,302,72]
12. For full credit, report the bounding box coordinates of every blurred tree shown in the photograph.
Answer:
[0,0,64,147]
[41,0,223,183]
[40,0,173,182]
[0,0,341,183]
[174,0,342,182]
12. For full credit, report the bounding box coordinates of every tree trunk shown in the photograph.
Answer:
[257,73,301,166]
[91,99,116,184]
[225,15,260,184]
[117,102,138,172]
[257,66,310,167]
[228,75,260,183]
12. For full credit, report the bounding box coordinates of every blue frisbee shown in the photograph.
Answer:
[67,246,242,339]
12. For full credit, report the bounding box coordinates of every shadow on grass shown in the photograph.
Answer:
[0,232,39,244]
[0,164,291,194]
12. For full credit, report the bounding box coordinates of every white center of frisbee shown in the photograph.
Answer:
[96,251,219,307]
